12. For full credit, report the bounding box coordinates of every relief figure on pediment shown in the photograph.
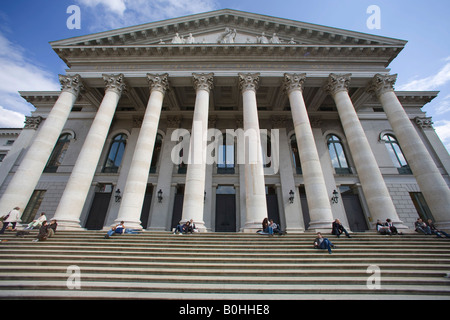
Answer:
[217,27,236,44]
[171,33,183,44]
[257,32,269,44]
[186,33,195,44]
[270,33,281,44]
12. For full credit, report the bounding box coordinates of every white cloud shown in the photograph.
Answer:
[75,0,219,32]
[0,32,60,128]
[434,120,450,153]
[77,0,127,16]
[398,56,450,91]
[0,106,25,128]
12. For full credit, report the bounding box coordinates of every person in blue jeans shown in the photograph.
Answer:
[105,221,139,238]
[427,219,450,238]
[314,232,336,254]
[262,218,273,236]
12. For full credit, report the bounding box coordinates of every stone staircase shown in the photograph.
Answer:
[0,230,449,300]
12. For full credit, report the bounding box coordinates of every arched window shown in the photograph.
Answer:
[327,134,351,174]
[290,134,302,174]
[218,132,235,174]
[45,133,72,173]
[150,134,163,173]
[382,134,411,174]
[262,132,272,169]
[102,134,127,173]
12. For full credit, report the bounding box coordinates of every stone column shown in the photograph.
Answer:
[326,73,404,228]
[114,74,169,229]
[284,73,334,230]
[53,74,126,229]
[0,75,82,216]
[238,73,268,231]
[181,73,214,232]
[368,74,450,229]
[148,116,181,231]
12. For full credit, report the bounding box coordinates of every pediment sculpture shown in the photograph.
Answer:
[170,28,294,45]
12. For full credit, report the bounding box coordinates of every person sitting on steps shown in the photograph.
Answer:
[314,232,336,254]
[332,219,352,238]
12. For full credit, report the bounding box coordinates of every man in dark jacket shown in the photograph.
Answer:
[33,221,49,242]
[332,219,352,238]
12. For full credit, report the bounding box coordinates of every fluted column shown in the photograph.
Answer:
[326,74,404,228]
[181,73,214,232]
[238,73,268,231]
[115,74,169,229]
[284,73,334,230]
[0,75,82,216]
[53,74,126,229]
[368,74,450,229]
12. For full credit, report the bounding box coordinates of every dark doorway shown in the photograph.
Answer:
[171,185,184,230]
[410,192,434,222]
[299,186,310,230]
[340,186,368,232]
[85,185,113,230]
[140,185,153,229]
[266,186,280,226]
[215,186,236,232]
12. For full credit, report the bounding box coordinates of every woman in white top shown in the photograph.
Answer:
[0,207,21,233]
[25,212,47,230]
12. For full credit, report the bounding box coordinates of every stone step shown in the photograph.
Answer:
[1,259,449,272]
[0,265,447,278]
[2,273,449,287]
[1,290,448,300]
[1,253,450,264]
[1,231,449,299]
[2,248,450,258]
[1,280,450,296]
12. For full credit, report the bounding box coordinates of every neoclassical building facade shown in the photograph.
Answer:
[0,9,449,232]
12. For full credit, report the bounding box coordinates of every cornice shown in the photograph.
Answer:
[53,44,404,68]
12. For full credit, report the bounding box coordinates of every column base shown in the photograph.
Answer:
[308,219,334,232]
[54,218,83,231]
[242,221,264,233]
[284,227,305,234]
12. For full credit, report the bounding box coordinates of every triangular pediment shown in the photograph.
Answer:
[51,9,407,47]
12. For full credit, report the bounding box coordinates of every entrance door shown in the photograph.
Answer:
[299,186,310,230]
[85,192,112,230]
[171,186,184,230]
[215,186,236,232]
[140,185,153,229]
[341,186,368,232]
[266,186,280,226]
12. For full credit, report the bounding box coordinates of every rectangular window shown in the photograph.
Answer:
[410,192,434,222]
[22,190,46,224]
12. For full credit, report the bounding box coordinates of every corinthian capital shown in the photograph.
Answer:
[367,74,397,97]
[24,116,43,130]
[192,73,214,92]
[147,73,169,94]
[238,73,260,92]
[283,73,306,93]
[59,74,83,95]
[103,74,126,95]
[325,73,351,96]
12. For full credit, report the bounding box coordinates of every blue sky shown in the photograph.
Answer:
[0,0,449,151]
